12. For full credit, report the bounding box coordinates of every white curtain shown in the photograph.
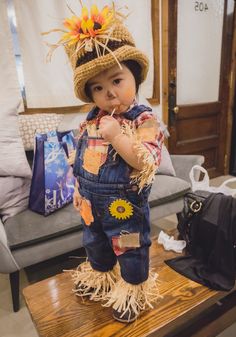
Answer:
[13,0,153,108]
[14,0,80,108]
[121,0,154,98]
[0,0,23,111]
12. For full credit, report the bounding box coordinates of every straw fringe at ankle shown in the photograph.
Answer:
[69,261,120,301]
[103,270,162,318]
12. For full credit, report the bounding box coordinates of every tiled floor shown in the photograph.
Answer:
[0,175,236,337]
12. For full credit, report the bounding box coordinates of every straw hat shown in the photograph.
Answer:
[44,4,149,102]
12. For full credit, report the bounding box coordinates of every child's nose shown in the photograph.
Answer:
[107,89,116,99]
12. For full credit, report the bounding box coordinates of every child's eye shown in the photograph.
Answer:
[92,85,103,92]
[113,78,122,85]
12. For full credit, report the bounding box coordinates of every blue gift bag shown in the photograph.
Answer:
[29,130,76,216]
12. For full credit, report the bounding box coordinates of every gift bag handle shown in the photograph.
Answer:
[189,165,210,192]
[190,165,236,196]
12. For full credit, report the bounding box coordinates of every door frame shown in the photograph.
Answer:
[225,2,236,173]
[161,0,236,175]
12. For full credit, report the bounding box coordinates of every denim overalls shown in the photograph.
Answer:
[73,104,153,285]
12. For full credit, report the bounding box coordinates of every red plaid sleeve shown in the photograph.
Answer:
[77,120,87,139]
[134,112,164,166]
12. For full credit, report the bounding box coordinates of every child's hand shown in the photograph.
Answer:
[73,190,82,212]
[99,116,121,142]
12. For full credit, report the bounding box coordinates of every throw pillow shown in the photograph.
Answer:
[156,145,176,176]
[0,176,31,222]
[19,113,64,150]
[0,99,31,178]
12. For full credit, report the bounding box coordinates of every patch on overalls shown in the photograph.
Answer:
[109,199,133,220]
[80,198,94,226]
[83,138,108,175]
[112,232,140,256]
[83,148,103,175]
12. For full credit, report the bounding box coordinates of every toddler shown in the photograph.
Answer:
[47,3,164,323]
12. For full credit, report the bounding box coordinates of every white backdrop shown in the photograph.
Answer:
[0,0,23,111]
[13,0,153,108]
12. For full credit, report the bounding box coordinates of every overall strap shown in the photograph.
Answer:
[86,106,100,121]
[123,105,152,121]
[86,104,152,122]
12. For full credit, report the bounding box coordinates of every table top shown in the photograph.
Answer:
[23,239,228,337]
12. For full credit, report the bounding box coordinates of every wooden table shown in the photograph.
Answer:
[23,239,236,337]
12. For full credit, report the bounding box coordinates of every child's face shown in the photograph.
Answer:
[87,63,136,114]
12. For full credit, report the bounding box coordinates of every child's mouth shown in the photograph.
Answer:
[110,104,125,113]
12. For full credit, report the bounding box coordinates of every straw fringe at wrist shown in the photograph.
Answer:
[103,270,162,318]
[69,261,120,301]
[121,123,157,191]
[130,142,156,192]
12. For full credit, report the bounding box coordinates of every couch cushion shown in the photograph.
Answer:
[0,176,31,222]
[0,99,31,178]
[0,100,32,222]
[156,145,176,176]
[149,175,191,207]
[4,204,82,250]
[19,113,64,150]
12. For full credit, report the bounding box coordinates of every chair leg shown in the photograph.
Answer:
[9,271,20,312]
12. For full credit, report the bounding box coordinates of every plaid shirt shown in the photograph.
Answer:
[134,111,164,166]
[78,108,164,167]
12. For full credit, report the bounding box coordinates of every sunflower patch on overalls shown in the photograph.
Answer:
[73,104,162,285]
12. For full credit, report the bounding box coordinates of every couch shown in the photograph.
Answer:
[0,152,204,312]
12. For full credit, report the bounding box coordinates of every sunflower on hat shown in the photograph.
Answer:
[62,5,114,45]
[43,3,122,60]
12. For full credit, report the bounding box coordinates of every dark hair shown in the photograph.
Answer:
[84,60,142,101]
[123,60,142,92]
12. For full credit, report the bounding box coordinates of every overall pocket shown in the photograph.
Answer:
[103,194,144,232]
[103,194,145,256]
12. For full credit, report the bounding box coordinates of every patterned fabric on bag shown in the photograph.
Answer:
[29,130,76,216]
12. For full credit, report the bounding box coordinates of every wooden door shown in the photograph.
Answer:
[166,0,233,177]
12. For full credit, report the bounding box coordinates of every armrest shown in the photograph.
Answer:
[171,155,205,183]
[0,219,19,273]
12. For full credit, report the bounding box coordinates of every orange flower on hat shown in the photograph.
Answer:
[61,5,114,46]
